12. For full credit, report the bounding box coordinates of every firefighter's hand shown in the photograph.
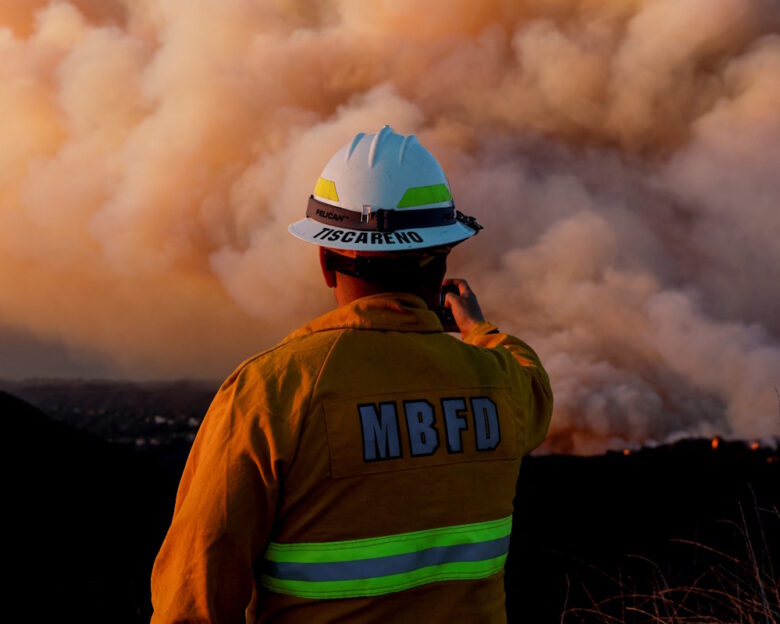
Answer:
[443,278,486,337]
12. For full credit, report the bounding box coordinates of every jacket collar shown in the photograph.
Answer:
[287,293,443,340]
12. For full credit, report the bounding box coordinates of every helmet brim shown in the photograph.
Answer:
[288,217,477,252]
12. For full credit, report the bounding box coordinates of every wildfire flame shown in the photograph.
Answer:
[711,437,719,450]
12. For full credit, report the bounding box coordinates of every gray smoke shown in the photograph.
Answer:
[1,0,779,452]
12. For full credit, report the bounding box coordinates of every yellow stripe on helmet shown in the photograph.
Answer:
[314,177,339,202]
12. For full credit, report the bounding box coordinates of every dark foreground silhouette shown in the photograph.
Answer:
[2,385,778,622]
[3,391,172,622]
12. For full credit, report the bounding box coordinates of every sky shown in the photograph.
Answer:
[1,0,779,452]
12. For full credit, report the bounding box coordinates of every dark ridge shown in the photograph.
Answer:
[3,382,778,622]
[2,391,174,623]
[508,440,780,622]
[0,378,218,481]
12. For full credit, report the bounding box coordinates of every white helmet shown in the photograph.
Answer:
[288,126,481,252]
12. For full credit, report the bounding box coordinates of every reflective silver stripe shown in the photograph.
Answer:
[259,516,513,599]
[266,535,510,582]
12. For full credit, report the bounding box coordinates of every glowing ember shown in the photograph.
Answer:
[711,437,719,450]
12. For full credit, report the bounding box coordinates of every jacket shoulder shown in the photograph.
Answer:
[219,327,345,401]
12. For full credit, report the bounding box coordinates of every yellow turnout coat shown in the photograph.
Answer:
[152,293,553,623]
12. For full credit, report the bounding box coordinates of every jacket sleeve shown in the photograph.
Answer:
[151,366,286,623]
[463,320,554,454]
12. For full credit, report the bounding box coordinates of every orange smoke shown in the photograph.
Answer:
[1,1,779,453]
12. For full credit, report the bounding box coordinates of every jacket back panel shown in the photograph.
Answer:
[257,328,533,622]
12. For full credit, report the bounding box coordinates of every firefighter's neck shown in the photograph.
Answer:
[333,273,438,310]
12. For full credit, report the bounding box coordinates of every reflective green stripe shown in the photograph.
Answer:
[259,554,507,599]
[264,515,512,564]
[397,183,452,208]
[260,516,512,599]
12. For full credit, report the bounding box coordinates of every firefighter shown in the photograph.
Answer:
[151,126,553,623]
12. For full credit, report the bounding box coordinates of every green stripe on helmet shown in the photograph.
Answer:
[397,183,452,208]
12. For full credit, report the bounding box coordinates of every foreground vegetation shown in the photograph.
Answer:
[563,501,780,623]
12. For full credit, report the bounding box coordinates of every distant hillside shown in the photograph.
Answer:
[3,381,778,622]
[0,378,218,478]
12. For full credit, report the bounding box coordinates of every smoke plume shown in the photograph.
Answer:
[1,0,779,452]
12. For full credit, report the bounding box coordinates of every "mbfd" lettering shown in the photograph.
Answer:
[358,396,500,462]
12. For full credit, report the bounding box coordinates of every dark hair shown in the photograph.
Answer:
[322,248,448,292]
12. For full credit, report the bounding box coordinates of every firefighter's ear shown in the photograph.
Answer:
[319,247,337,288]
